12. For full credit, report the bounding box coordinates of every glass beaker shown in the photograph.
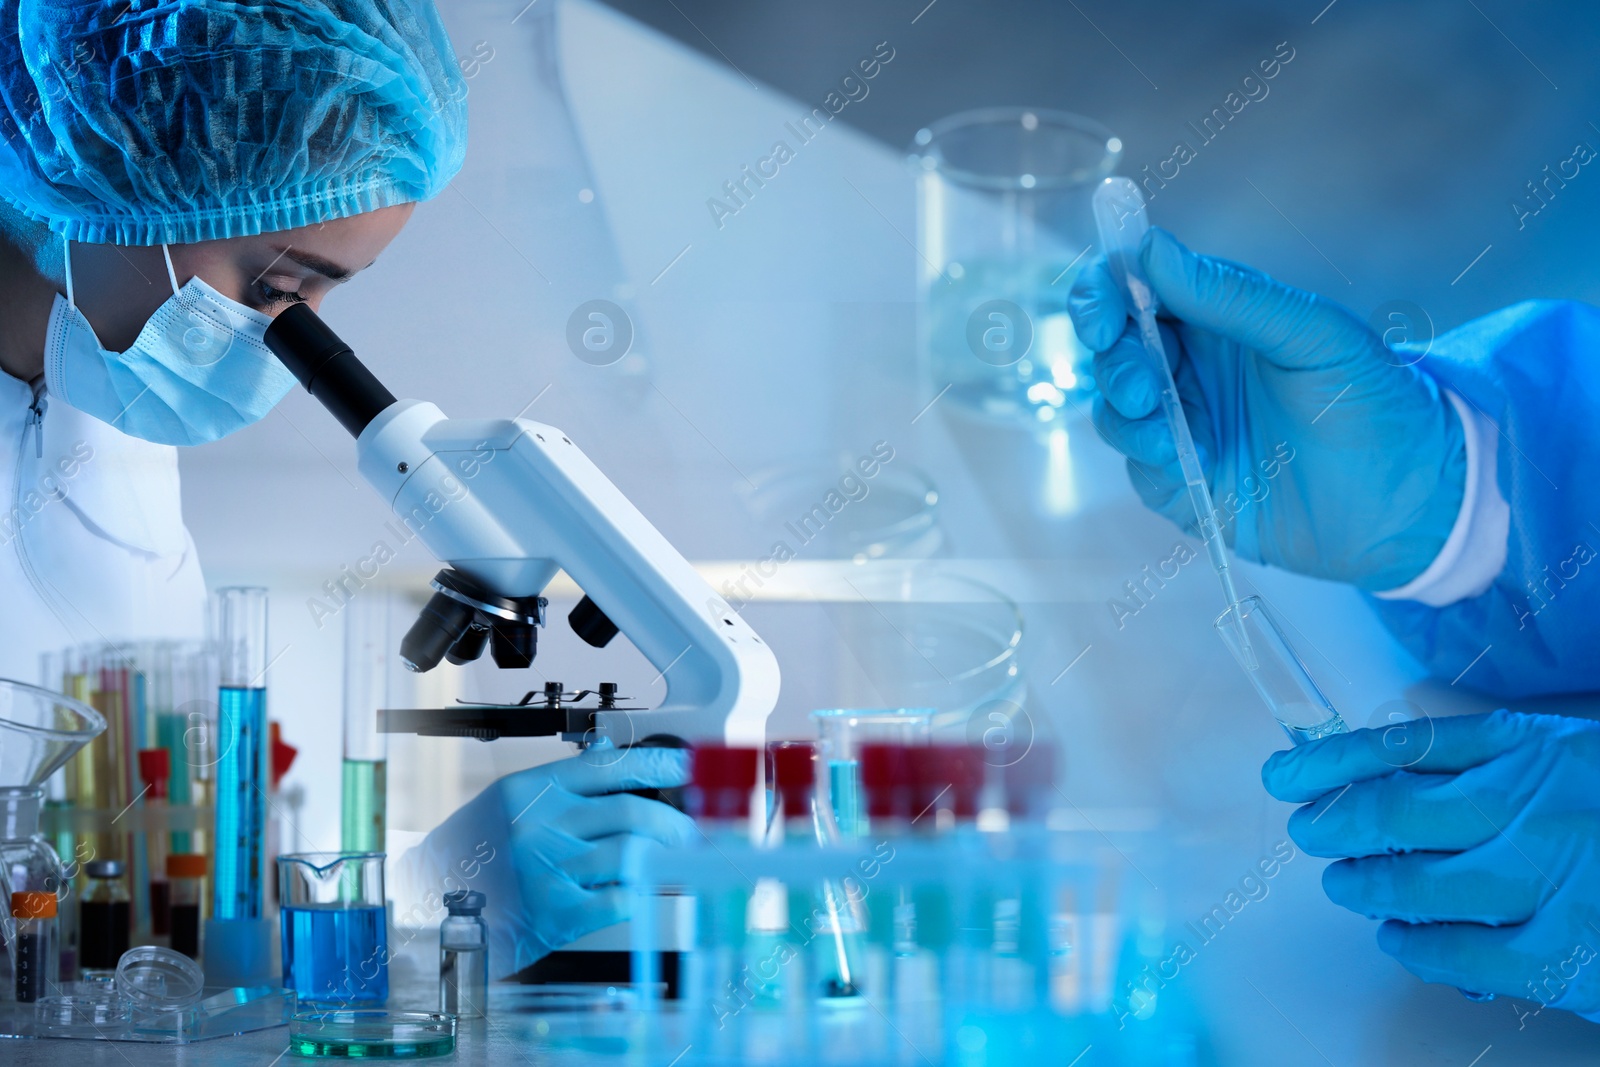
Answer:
[1214,597,1349,745]
[811,708,932,841]
[912,107,1121,424]
[277,853,388,1006]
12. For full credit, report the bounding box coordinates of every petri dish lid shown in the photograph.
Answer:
[116,946,204,1011]
[291,1010,457,1059]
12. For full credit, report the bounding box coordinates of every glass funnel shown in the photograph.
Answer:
[0,677,105,787]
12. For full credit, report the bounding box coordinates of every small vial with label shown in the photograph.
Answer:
[439,890,488,1019]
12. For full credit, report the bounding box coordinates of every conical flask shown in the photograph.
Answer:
[0,677,105,787]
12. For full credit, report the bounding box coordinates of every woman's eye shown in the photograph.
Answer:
[254,280,305,308]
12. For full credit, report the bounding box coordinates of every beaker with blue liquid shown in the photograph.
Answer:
[277,852,388,1006]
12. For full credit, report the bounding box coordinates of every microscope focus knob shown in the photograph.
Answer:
[569,596,619,648]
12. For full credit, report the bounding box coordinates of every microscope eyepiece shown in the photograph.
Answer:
[263,303,397,438]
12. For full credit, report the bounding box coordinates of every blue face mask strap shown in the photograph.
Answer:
[160,244,181,297]
[60,238,183,309]
[61,235,74,310]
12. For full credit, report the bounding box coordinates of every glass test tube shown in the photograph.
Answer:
[687,745,759,1023]
[213,588,269,921]
[1215,596,1348,745]
[11,891,59,1002]
[172,642,217,857]
[770,741,865,1000]
[166,854,205,960]
[341,593,389,854]
[138,749,172,937]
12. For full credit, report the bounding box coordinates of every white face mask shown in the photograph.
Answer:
[42,241,298,446]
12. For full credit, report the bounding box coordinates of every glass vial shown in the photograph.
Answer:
[11,891,59,1002]
[167,854,206,960]
[440,890,488,1019]
[79,859,132,970]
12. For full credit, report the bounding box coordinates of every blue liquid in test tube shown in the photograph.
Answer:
[212,587,270,922]
[214,685,266,919]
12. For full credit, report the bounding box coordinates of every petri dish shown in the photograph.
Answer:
[35,993,134,1036]
[826,570,1025,728]
[740,458,944,562]
[116,946,205,1012]
[290,1010,457,1059]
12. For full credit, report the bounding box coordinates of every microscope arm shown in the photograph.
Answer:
[264,305,778,745]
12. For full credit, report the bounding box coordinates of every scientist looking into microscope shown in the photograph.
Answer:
[0,0,690,977]
[1071,229,1600,1019]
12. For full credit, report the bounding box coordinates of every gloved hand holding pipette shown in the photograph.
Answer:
[1068,220,1468,592]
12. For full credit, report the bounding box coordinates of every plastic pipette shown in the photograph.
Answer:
[1091,178,1255,666]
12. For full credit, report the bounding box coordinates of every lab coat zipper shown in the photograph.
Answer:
[12,382,59,620]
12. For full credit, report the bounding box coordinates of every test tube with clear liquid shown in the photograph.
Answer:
[1215,597,1346,744]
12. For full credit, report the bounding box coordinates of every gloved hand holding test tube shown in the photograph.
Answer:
[1089,178,1348,745]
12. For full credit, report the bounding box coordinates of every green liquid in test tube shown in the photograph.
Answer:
[342,592,390,854]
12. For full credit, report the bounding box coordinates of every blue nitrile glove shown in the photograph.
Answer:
[1068,228,1466,590]
[391,745,696,977]
[1262,710,1600,1019]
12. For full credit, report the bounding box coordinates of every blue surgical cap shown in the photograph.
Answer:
[0,0,468,245]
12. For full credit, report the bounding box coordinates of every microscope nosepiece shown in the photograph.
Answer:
[399,592,478,673]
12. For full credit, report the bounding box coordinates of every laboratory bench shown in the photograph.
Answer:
[156,0,1600,1063]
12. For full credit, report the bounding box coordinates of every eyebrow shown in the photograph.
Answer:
[268,245,372,283]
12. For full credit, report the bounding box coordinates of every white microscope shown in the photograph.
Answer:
[263,303,780,991]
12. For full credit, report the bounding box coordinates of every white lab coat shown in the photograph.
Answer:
[0,372,205,681]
